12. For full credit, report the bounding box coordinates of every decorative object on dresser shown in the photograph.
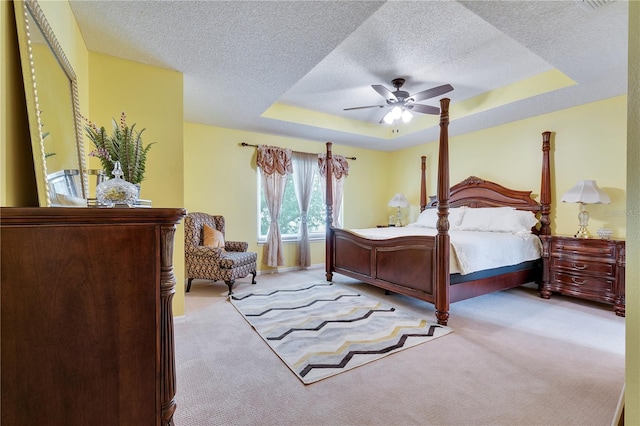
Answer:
[84,111,155,185]
[1,207,186,425]
[387,193,409,226]
[561,180,610,238]
[184,212,257,295]
[597,228,614,240]
[95,160,140,207]
[540,235,625,316]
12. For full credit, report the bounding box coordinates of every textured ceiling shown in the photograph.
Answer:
[68,0,628,151]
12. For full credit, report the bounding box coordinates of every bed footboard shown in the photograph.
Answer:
[329,228,437,302]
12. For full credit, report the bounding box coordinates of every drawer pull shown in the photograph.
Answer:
[571,277,586,285]
[572,263,588,270]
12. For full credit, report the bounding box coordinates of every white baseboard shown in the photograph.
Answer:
[257,263,324,275]
[183,263,325,287]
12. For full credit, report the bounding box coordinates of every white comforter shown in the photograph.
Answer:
[346,226,542,275]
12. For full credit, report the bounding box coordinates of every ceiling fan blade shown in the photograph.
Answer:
[409,84,454,102]
[371,84,397,101]
[410,104,441,115]
[343,105,385,111]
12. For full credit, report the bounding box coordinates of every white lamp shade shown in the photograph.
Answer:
[561,180,611,204]
[388,193,409,208]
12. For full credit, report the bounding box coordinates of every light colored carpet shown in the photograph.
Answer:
[229,282,452,384]
[174,269,625,426]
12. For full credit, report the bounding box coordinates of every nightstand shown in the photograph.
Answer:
[540,235,625,316]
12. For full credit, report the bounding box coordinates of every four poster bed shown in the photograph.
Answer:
[324,98,552,325]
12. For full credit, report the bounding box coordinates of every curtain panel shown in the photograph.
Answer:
[318,154,349,228]
[292,152,317,268]
[257,145,293,267]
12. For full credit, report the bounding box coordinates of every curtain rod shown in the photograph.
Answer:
[240,142,356,160]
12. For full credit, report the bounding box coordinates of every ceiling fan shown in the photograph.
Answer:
[344,78,454,124]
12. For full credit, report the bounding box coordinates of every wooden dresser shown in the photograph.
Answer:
[1,207,186,425]
[540,235,625,316]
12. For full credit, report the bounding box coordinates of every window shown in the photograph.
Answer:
[258,172,327,242]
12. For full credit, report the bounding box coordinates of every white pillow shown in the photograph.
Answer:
[415,207,466,229]
[458,207,538,233]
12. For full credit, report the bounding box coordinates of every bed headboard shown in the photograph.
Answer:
[427,176,541,211]
[420,131,552,236]
[424,176,545,234]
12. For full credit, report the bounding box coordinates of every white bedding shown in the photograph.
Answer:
[346,226,542,275]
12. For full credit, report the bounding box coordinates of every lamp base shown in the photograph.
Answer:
[574,204,591,238]
[574,226,591,238]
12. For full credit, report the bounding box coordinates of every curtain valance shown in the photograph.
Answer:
[256,145,293,176]
[318,154,349,179]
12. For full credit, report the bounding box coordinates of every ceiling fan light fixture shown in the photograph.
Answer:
[383,111,395,124]
[344,78,454,126]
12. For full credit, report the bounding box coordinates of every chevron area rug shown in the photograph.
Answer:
[230,282,452,384]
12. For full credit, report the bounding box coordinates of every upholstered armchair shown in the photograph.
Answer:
[184,212,257,295]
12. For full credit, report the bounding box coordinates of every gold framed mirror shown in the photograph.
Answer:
[14,0,87,207]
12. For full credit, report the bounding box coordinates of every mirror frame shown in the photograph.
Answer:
[14,0,87,206]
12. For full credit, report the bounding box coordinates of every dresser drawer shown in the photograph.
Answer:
[551,238,615,257]
[550,270,614,294]
[550,257,614,277]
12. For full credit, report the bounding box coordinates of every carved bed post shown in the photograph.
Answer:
[540,131,552,236]
[325,142,334,281]
[420,156,427,212]
[435,98,451,326]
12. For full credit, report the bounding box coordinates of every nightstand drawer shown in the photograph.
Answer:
[541,235,625,316]
[551,239,615,257]
[550,271,614,293]
[550,257,614,277]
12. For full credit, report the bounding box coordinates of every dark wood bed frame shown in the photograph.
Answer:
[324,98,552,325]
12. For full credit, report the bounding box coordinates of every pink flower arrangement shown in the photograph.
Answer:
[83,112,155,184]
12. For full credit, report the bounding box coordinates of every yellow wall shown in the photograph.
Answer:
[2,3,638,416]
[88,52,186,314]
[626,1,639,422]
[184,95,627,272]
[36,0,90,158]
[390,96,627,238]
[2,1,188,316]
[32,43,76,171]
[2,0,38,206]
[183,123,390,271]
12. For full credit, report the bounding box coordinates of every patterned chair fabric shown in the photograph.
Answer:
[184,212,257,295]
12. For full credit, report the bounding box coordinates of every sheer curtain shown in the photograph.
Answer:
[257,145,292,267]
[292,152,317,268]
[318,154,349,228]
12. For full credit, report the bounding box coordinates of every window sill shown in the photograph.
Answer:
[257,235,325,245]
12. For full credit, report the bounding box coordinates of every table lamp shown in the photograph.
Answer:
[388,193,409,227]
[561,180,610,238]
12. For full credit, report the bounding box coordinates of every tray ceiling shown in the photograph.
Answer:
[68,0,628,151]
